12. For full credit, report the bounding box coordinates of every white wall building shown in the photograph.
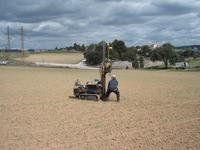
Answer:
[112,61,132,69]
[144,58,163,68]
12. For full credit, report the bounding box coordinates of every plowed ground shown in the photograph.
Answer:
[0,66,200,150]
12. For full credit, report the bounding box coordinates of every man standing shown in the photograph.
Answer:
[104,74,120,101]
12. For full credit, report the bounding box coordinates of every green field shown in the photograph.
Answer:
[189,59,200,68]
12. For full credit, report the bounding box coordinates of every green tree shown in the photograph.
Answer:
[160,43,177,68]
[122,47,137,61]
[151,43,177,69]
[84,50,102,65]
[149,48,161,62]
[132,59,139,69]
[180,48,193,58]
[73,43,82,51]
[139,56,144,68]
[111,39,127,60]
[84,42,104,65]
[170,53,185,65]
[138,45,151,57]
[81,44,86,51]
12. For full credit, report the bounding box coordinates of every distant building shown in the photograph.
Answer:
[150,43,161,50]
[144,58,163,68]
[136,43,161,51]
[112,61,132,69]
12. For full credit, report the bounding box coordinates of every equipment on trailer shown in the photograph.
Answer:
[73,42,113,100]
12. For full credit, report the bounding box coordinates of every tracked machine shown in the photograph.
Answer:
[73,42,112,100]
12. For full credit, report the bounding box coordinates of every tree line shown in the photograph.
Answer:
[83,40,199,68]
[55,43,86,52]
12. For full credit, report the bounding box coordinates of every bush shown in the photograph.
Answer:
[132,59,139,69]
[139,56,144,68]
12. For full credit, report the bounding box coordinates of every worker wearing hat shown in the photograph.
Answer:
[104,74,120,101]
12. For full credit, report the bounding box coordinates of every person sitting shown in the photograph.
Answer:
[75,79,81,87]
[105,74,120,101]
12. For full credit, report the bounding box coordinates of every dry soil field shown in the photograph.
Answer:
[0,66,200,150]
[16,52,84,64]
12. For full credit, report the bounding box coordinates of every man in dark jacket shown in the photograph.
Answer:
[105,74,120,101]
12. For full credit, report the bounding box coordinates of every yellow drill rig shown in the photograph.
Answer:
[73,42,112,100]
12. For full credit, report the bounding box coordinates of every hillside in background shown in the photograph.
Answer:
[19,52,84,64]
[176,45,200,50]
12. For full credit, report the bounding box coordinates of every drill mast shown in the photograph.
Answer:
[100,41,112,98]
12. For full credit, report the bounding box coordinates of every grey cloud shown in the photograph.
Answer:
[0,0,200,49]
[152,1,195,15]
[0,0,85,23]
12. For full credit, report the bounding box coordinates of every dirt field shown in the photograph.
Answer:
[17,52,84,64]
[0,66,200,150]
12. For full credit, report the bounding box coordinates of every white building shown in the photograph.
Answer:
[112,61,132,69]
[150,44,161,49]
[144,60,163,68]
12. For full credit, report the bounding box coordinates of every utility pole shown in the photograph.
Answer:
[3,26,11,61]
[7,26,10,51]
[21,26,24,51]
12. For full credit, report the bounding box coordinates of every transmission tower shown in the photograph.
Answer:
[21,26,24,51]
[7,26,10,51]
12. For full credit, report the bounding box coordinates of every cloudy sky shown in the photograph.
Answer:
[0,0,200,49]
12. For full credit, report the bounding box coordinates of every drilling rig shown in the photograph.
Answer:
[73,41,112,100]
